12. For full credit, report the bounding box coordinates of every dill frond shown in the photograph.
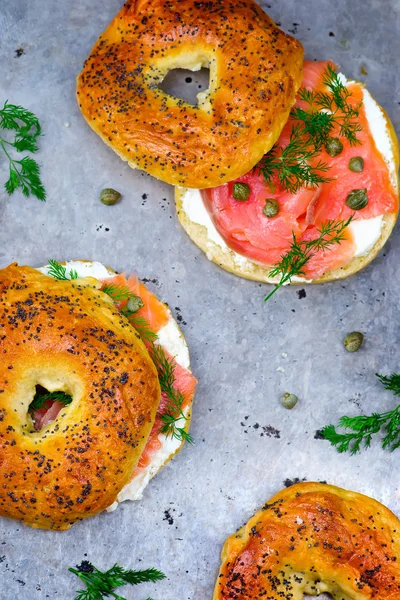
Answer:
[322,373,400,454]
[259,65,362,193]
[265,216,353,301]
[0,100,45,201]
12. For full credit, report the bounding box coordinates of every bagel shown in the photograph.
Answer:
[175,66,399,285]
[0,261,196,529]
[214,482,400,599]
[76,0,304,189]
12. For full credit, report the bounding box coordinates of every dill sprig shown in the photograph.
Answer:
[127,314,158,343]
[265,215,353,301]
[102,283,132,301]
[294,65,363,147]
[29,389,72,413]
[126,315,191,441]
[376,372,400,395]
[47,259,79,281]
[102,283,137,302]
[150,344,193,444]
[103,286,192,443]
[0,100,46,201]
[322,373,400,454]
[259,124,332,194]
[259,65,362,194]
[69,561,165,600]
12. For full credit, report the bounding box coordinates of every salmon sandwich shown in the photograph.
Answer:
[176,61,399,292]
[0,260,196,529]
[76,0,398,292]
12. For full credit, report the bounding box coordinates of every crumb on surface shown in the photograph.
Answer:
[163,509,174,525]
[284,477,306,487]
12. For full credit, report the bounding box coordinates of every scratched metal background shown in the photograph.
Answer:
[0,1,399,598]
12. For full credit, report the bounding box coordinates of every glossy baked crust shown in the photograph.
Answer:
[214,482,400,599]
[175,87,399,283]
[0,264,160,530]
[76,0,303,189]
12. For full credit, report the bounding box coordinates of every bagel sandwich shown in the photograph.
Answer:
[176,62,399,285]
[77,0,304,189]
[0,260,196,529]
[214,482,400,600]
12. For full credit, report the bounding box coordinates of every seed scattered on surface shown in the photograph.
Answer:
[232,182,251,201]
[126,296,144,313]
[345,188,368,210]
[344,331,364,353]
[263,198,280,218]
[324,137,343,157]
[100,188,122,206]
[280,392,298,409]
[348,156,364,172]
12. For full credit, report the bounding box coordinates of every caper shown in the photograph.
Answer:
[324,137,344,157]
[348,156,364,173]
[126,295,144,314]
[232,182,251,201]
[100,188,122,206]
[280,392,298,410]
[344,331,364,353]
[263,198,280,218]
[345,188,368,210]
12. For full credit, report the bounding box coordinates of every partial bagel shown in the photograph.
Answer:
[77,0,303,189]
[214,482,400,599]
[175,190,398,285]
[0,264,160,530]
[175,88,399,284]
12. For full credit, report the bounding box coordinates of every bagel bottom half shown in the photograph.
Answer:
[175,79,399,286]
[176,187,398,285]
[214,482,400,599]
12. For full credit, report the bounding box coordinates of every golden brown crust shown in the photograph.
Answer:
[0,264,160,529]
[175,94,399,283]
[214,482,400,600]
[76,0,303,189]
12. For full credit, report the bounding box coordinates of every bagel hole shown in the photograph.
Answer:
[28,384,73,432]
[304,595,333,599]
[158,67,210,106]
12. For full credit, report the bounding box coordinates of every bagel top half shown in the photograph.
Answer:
[214,482,400,600]
[77,0,303,189]
[0,264,160,530]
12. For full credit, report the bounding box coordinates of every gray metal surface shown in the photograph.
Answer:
[0,1,399,598]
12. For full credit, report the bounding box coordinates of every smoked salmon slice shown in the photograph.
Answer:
[203,61,398,279]
[32,400,65,431]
